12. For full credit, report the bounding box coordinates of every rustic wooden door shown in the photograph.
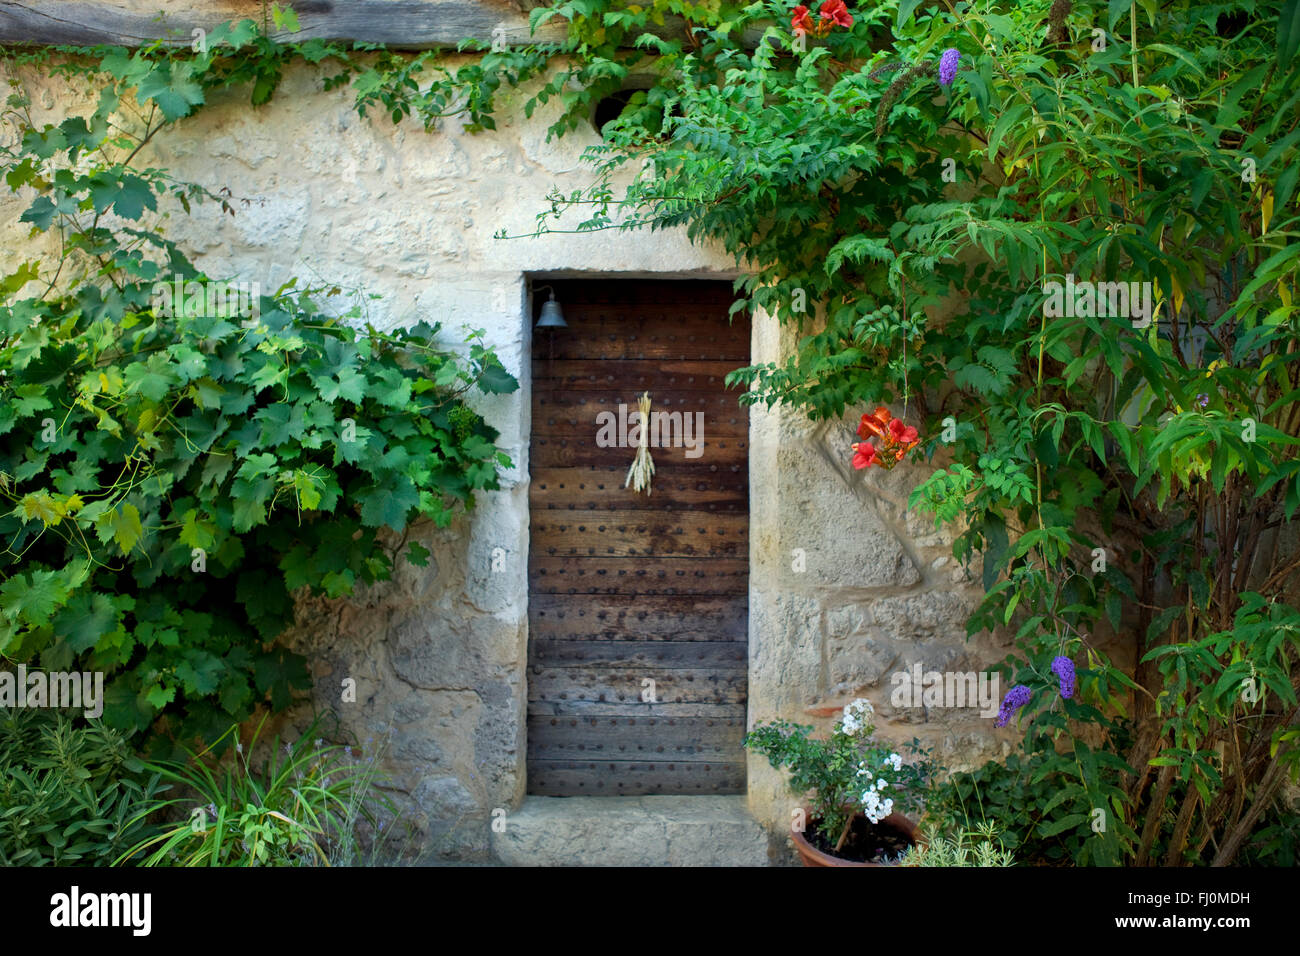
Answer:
[527,279,749,796]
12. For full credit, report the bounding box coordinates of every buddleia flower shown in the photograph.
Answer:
[939,48,961,86]
[995,684,1032,727]
[1046,0,1073,45]
[875,61,937,135]
[1051,656,1076,699]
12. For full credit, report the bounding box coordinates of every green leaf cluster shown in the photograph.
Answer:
[0,708,167,865]
[0,41,518,750]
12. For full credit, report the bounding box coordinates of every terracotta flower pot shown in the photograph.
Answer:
[791,809,922,867]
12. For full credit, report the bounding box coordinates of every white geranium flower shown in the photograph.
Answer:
[861,780,895,825]
[864,795,887,824]
[839,698,875,737]
[884,752,903,772]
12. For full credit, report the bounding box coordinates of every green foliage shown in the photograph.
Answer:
[927,734,1134,866]
[1236,796,1300,865]
[0,709,167,865]
[338,43,557,133]
[1,31,518,750]
[119,715,402,866]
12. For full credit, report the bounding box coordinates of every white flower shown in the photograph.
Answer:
[877,778,888,790]
[866,795,893,824]
[884,752,903,772]
[845,698,873,718]
[839,698,874,737]
[861,780,895,825]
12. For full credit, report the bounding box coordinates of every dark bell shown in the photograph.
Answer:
[535,291,566,329]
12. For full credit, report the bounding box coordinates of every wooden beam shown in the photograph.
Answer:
[0,1,570,50]
[0,1,765,50]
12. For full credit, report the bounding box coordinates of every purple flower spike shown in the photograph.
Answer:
[1051,655,1076,699]
[1197,393,1209,408]
[939,48,961,86]
[995,684,1032,727]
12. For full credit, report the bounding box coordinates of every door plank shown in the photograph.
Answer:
[530,468,748,511]
[532,640,747,668]
[529,440,748,468]
[528,555,748,595]
[530,510,748,558]
[527,714,746,760]
[529,593,749,642]
[527,761,746,796]
[529,699,748,718]
[534,359,748,391]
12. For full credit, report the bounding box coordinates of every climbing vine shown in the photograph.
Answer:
[0,8,519,750]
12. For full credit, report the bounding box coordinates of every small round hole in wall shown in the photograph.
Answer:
[591,85,681,142]
[592,88,637,134]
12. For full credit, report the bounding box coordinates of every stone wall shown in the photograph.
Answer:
[2,54,1030,862]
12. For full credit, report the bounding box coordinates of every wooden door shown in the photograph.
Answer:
[527,279,750,796]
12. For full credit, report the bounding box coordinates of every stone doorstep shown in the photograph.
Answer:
[491,795,773,867]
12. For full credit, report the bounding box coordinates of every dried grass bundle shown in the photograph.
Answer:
[624,391,655,495]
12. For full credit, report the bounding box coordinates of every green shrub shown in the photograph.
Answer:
[0,72,518,749]
[1236,799,1300,866]
[0,708,166,865]
[119,714,402,866]
[926,743,1100,865]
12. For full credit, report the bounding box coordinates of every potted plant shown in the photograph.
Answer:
[745,698,933,866]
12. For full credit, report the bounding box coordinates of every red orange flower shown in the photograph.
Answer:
[857,405,892,440]
[792,0,852,38]
[888,417,918,446]
[791,4,814,35]
[819,0,854,29]
[851,406,919,470]
[852,441,878,469]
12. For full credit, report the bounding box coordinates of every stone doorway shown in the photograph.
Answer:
[525,278,751,796]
